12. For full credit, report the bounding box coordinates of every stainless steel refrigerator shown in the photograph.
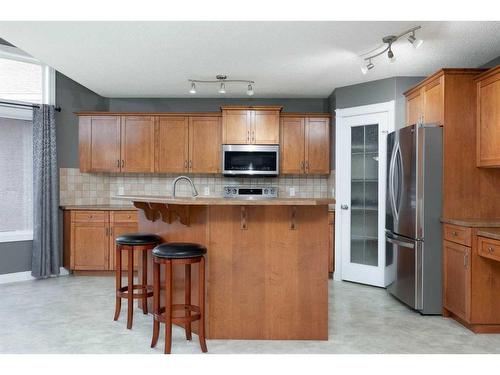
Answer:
[385,123,443,315]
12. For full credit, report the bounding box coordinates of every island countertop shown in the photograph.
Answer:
[113,194,335,206]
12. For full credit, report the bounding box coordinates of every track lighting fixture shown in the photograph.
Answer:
[359,26,423,73]
[188,74,255,96]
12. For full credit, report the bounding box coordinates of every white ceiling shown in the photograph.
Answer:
[0,21,499,98]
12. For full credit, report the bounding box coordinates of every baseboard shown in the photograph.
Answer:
[0,267,70,285]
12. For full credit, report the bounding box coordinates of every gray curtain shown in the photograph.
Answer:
[32,105,60,279]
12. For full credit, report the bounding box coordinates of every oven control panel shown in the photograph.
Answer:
[223,186,278,199]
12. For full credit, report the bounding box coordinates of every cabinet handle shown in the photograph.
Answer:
[300,161,304,172]
[189,160,193,169]
[117,159,120,168]
[247,129,250,143]
[121,160,124,168]
[305,161,309,172]
[452,231,458,236]
[184,160,188,169]
[252,130,255,143]
[109,227,113,237]
[105,227,108,236]
[488,246,494,253]
[464,251,469,269]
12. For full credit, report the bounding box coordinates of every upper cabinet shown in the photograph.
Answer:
[281,115,331,175]
[405,76,444,126]
[222,106,281,144]
[475,66,500,168]
[79,114,221,174]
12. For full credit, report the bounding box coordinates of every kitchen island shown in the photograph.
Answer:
[116,195,334,340]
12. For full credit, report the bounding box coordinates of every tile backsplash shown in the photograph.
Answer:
[59,168,335,206]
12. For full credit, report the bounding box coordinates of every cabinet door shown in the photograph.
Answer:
[108,222,139,271]
[79,116,121,172]
[222,110,250,144]
[121,116,155,172]
[477,74,500,167]
[280,117,305,174]
[189,116,221,173]
[406,90,422,125]
[71,223,108,270]
[252,110,280,144]
[305,117,330,174]
[155,116,189,173]
[443,240,471,321]
[422,78,444,125]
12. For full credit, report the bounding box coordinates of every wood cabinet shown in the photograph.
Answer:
[79,116,155,173]
[328,210,335,277]
[64,209,138,272]
[281,115,330,175]
[405,76,444,126]
[443,239,471,321]
[155,115,221,173]
[475,66,500,167]
[222,106,281,144]
[442,222,500,333]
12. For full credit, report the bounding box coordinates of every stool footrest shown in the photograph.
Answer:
[117,284,154,299]
[153,304,202,324]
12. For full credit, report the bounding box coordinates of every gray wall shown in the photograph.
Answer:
[108,98,328,113]
[0,72,108,275]
[480,55,500,68]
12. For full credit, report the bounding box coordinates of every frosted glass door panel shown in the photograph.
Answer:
[350,124,379,267]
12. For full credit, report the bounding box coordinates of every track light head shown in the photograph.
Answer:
[407,32,423,49]
[246,83,254,96]
[361,59,374,74]
[387,47,396,63]
[189,82,196,94]
[218,82,226,94]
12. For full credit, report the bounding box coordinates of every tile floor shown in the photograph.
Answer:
[1,276,499,354]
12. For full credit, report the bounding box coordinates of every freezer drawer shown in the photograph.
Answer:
[386,231,423,311]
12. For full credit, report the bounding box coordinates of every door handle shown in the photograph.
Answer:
[341,204,349,210]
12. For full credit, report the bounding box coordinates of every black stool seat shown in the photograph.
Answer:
[153,242,207,259]
[116,233,162,246]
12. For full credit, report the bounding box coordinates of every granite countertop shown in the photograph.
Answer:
[60,205,136,211]
[113,195,335,206]
[440,218,500,227]
[477,228,500,241]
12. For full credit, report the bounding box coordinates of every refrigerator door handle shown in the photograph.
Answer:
[395,144,404,216]
[388,142,397,220]
[386,237,415,249]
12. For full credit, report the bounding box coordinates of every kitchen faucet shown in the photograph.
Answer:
[172,176,198,198]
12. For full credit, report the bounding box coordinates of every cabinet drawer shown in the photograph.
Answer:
[111,211,138,223]
[72,211,107,223]
[443,224,472,247]
[478,236,500,263]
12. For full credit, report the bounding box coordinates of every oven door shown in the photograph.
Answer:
[222,145,279,176]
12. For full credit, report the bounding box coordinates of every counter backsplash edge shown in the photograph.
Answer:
[59,168,335,206]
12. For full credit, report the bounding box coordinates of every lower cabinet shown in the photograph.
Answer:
[328,210,335,277]
[442,223,500,332]
[64,209,138,272]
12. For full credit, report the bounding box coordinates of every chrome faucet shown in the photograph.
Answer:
[172,176,198,198]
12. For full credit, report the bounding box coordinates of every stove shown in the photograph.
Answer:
[223,186,278,199]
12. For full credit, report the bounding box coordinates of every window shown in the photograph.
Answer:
[0,44,55,242]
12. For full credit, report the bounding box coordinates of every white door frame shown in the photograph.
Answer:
[334,101,395,286]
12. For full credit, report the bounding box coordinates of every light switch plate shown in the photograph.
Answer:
[204,186,210,196]
[118,186,124,195]
[289,187,296,197]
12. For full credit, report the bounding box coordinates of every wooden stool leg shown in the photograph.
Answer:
[184,264,192,340]
[198,257,208,353]
[142,249,148,315]
[126,246,134,329]
[151,260,160,348]
[113,245,122,321]
[165,260,173,354]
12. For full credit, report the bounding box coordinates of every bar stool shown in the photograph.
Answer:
[150,242,208,354]
[114,233,162,329]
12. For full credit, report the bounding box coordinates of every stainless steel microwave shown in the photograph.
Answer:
[222,145,279,176]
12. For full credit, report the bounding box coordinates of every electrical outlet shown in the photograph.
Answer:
[118,186,124,195]
[289,187,296,197]
[204,186,210,196]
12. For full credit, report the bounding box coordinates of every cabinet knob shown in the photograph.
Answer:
[127,215,131,219]
[488,246,494,253]
[452,231,458,236]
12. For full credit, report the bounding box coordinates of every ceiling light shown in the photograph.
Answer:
[246,84,254,96]
[407,32,423,49]
[358,25,421,71]
[361,59,374,74]
[188,75,255,96]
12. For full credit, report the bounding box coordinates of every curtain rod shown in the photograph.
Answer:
[0,100,61,112]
